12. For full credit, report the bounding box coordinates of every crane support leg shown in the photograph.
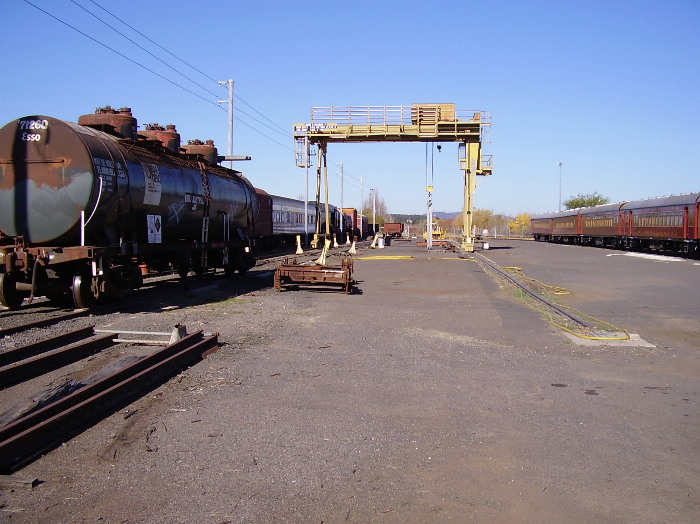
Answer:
[461,142,479,252]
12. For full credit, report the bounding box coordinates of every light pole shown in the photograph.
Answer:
[336,162,344,242]
[558,161,563,211]
[370,188,376,235]
[217,79,234,169]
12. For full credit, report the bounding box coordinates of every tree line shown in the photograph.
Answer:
[363,191,609,237]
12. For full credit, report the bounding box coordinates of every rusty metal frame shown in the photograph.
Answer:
[274,257,354,294]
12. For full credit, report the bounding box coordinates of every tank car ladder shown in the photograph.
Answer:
[198,162,212,270]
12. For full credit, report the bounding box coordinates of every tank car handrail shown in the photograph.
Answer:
[80,177,103,246]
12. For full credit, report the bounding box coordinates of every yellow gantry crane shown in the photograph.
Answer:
[293,104,492,252]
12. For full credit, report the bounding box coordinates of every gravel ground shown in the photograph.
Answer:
[0,241,698,523]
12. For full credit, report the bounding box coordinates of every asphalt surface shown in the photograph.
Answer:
[483,239,700,351]
[0,238,698,523]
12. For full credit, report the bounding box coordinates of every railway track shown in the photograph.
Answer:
[474,252,593,328]
[0,248,331,338]
[0,325,218,473]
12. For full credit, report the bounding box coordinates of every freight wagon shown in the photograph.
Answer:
[383,223,405,238]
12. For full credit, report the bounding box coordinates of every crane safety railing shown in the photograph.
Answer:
[304,105,491,127]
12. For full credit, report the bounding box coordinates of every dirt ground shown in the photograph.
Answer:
[1,241,698,523]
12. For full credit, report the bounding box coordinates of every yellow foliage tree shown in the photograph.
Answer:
[508,213,531,236]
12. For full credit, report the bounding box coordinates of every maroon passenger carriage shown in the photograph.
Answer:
[0,107,258,310]
[531,193,700,255]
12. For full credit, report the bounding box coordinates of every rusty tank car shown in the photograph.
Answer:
[0,107,258,309]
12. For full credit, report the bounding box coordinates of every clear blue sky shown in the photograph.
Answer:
[4,0,699,216]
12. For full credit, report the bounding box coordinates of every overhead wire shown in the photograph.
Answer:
[86,0,288,137]
[23,0,220,108]
[85,0,221,85]
[70,0,222,101]
[24,0,294,151]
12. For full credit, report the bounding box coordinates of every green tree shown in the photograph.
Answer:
[563,192,610,209]
[473,209,498,232]
[362,190,388,227]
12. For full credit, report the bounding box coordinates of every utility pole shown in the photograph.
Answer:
[304,138,310,246]
[558,161,563,211]
[218,79,234,168]
[359,177,363,238]
[338,162,344,242]
[371,188,376,235]
[427,184,433,250]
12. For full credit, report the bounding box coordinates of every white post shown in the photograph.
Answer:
[371,188,376,235]
[339,162,344,242]
[304,137,310,246]
[218,79,234,168]
[80,210,85,247]
[558,161,563,211]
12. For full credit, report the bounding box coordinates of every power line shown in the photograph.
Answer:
[235,106,290,138]
[24,0,294,151]
[71,0,222,101]
[86,0,221,85]
[235,118,294,152]
[234,96,289,135]
[87,0,289,137]
[23,0,221,109]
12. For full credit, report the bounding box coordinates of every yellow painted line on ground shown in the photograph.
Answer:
[426,257,476,261]
[354,256,415,260]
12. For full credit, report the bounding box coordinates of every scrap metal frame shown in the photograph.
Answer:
[274,256,354,294]
[293,104,492,252]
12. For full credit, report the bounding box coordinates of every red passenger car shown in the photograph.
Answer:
[531,193,700,256]
[578,203,625,247]
[621,194,700,252]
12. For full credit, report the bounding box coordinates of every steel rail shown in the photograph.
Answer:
[0,310,90,338]
[0,331,218,473]
[0,326,95,367]
[0,331,115,389]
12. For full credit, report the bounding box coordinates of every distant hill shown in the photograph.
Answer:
[432,211,461,220]
[385,212,461,223]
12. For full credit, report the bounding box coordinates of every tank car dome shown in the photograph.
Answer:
[78,106,137,139]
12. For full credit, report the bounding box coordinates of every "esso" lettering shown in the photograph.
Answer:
[21,133,42,142]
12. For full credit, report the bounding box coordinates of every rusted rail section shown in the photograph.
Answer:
[0,327,114,388]
[274,257,354,294]
[0,310,90,338]
[0,331,218,473]
[0,326,94,367]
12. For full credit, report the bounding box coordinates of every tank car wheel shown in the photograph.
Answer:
[0,273,25,310]
[71,274,97,309]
